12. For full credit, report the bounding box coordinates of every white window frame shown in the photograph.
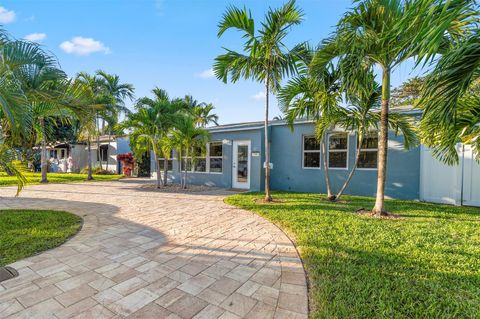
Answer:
[302,135,321,170]
[158,157,173,172]
[327,132,349,170]
[357,132,378,170]
[208,141,223,174]
[185,141,223,174]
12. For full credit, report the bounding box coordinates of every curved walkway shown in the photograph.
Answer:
[0,179,307,319]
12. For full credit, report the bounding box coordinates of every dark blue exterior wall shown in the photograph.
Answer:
[151,121,421,200]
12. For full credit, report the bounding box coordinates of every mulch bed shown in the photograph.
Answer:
[354,209,402,219]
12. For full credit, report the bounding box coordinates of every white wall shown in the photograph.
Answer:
[420,145,480,207]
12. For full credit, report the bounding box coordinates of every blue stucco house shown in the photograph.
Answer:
[151,114,423,200]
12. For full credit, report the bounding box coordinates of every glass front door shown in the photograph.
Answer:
[232,141,250,189]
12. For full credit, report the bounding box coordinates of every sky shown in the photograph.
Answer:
[2,0,423,124]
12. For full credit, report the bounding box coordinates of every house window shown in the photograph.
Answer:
[193,146,206,172]
[328,133,348,169]
[159,150,173,171]
[303,136,321,168]
[180,157,192,171]
[209,142,223,173]
[180,142,223,173]
[100,145,108,161]
[358,132,378,169]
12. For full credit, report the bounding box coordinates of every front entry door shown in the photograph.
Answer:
[232,140,251,189]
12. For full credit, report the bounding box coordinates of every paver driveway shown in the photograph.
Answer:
[0,179,308,319]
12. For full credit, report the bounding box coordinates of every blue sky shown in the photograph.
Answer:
[2,0,422,124]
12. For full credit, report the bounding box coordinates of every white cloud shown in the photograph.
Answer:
[197,68,215,79]
[251,91,265,101]
[24,33,47,42]
[59,36,111,56]
[0,6,16,24]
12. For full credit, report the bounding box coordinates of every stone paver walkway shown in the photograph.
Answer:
[0,179,308,319]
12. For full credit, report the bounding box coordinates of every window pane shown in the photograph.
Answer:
[209,143,222,157]
[304,137,320,151]
[329,133,348,150]
[329,151,347,168]
[210,158,222,172]
[194,158,206,172]
[358,151,377,168]
[158,159,172,171]
[180,158,192,171]
[192,146,203,157]
[304,152,320,168]
[361,135,378,149]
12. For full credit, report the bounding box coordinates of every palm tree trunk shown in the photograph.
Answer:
[321,133,334,200]
[373,68,390,215]
[153,151,162,188]
[96,113,103,170]
[87,136,93,180]
[336,134,363,200]
[163,158,168,186]
[264,75,272,201]
[183,148,189,189]
[40,118,48,183]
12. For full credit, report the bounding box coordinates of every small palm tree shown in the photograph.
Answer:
[171,116,210,189]
[279,61,342,200]
[124,88,181,188]
[314,0,475,214]
[214,0,305,201]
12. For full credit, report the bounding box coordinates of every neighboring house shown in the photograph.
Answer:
[44,135,131,174]
[151,109,480,207]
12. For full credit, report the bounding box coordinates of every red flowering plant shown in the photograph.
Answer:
[117,153,135,176]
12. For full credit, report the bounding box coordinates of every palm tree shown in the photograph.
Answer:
[15,54,69,183]
[96,71,135,170]
[193,102,219,127]
[171,116,210,189]
[279,62,342,200]
[314,0,476,214]
[0,32,56,193]
[76,72,111,170]
[214,0,305,201]
[68,76,106,180]
[124,88,181,188]
[420,29,480,164]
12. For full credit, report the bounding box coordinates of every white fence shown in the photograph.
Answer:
[420,145,480,207]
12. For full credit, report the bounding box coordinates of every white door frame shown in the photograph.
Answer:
[232,140,251,189]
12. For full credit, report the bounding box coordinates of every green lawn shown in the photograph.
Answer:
[0,172,123,187]
[225,192,480,319]
[0,209,82,266]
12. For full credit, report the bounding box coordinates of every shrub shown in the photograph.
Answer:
[80,165,116,175]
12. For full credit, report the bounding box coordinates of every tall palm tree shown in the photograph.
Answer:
[124,88,181,188]
[420,29,480,164]
[96,71,135,170]
[314,0,475,214]
[191,102,219,127]
[214,0,305,201]
[69,76,107,180]
[171,116,210,189]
